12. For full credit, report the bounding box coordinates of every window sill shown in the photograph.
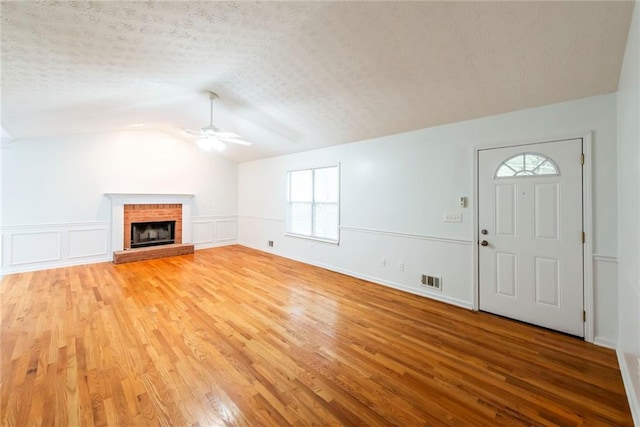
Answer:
[285,233,340,245]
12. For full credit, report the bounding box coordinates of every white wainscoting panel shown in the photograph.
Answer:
[191,216,238,250]
[67,228,109,259]
[1,222,110,275]
[192,221,215,245]
[11,231,61,266]
[593,254,619,349]
[216,220,237,242]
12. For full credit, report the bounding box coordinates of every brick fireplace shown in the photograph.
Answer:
[123,204,182,249]
[106,193,194,253]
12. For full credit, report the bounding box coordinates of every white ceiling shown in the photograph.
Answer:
[1,1,634,162]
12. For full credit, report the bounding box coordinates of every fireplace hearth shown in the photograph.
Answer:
[131,220,176,248]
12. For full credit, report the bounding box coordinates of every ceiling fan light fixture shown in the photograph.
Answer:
[213,140,226,152]
[197,138,213,151]
[197,138,225,152]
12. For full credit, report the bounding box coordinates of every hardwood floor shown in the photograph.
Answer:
[1,245,632,426]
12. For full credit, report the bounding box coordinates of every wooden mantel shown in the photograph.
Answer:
[105,193,195,203]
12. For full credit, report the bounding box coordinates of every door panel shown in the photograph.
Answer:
[534,183,559,240]
[534,256,560,307]
[496,252,516,297]
[478,139,583,337]
[496,184,517,236]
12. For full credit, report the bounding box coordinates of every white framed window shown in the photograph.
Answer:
[287,165,340,243]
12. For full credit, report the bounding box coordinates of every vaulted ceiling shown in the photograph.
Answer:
[1,1,634,162]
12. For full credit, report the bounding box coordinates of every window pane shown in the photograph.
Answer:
[496,165,516,177]
[289,170,312,202]
[314,203,338,240]
[314,167,338,202]
[505,154,524,170]
[290,202,312,236]
[524,154,545,170]
[536,160,558,175]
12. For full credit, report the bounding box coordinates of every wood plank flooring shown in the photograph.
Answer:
[1,245,632,426]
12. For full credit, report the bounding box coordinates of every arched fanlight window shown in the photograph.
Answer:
[495,153,559,178]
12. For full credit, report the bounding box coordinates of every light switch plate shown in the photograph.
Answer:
[444,212,462,223]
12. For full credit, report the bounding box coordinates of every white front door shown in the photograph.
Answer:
[478,138,584,337]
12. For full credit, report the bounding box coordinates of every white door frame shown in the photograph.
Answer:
[472,132,594,343]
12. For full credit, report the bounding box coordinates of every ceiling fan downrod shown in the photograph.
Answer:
[208,91,218,128]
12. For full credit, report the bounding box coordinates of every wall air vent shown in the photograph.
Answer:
[421,274,442,291]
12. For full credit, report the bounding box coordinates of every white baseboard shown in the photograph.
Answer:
[1,255,112,275]
[617,349,640,426]
[238,242,474,310]
[194,241,238,250]
[593,337,617,349]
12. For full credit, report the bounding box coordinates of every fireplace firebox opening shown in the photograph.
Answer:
[131,221,176,248]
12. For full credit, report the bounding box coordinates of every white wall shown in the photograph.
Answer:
[1,130,238,273]
[617,1,640,423]
[0,128,6,268]
[239,93,619,342]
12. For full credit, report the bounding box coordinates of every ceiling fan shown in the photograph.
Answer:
[183,91,251,149]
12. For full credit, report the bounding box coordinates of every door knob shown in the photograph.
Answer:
[480,240,489,246]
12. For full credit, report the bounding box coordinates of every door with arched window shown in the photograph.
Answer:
[478,138,584,336]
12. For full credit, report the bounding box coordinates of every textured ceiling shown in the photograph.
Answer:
[0,1,634,162]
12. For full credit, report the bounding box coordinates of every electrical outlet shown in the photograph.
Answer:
[443,212,462,223]
[380,259,386,267]
[398,262,404,271]
[268,240,274,247]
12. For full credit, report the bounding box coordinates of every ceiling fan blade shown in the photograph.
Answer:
[219,136,252,146]
[214,131,241,139]
[183,128,204,136]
